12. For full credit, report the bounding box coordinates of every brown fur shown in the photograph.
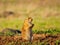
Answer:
[21,17,34,41]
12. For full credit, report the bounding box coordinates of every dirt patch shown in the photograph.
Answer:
[0,34,60,45]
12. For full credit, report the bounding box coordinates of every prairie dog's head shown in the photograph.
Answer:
[24,17,33,23]
[28,17,33,23]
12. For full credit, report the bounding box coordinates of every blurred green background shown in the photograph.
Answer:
[0,0,60,32]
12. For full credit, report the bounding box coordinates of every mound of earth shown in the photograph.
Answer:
[0,34,60,45]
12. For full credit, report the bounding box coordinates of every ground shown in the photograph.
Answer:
[0,34,60,45]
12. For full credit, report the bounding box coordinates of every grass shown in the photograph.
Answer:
[0,16,60,30]
[0,6,60,36]
[0,10,60,31]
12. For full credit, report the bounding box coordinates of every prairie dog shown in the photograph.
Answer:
[21,17,34,41]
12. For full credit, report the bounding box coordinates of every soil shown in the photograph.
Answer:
[0,34,60,45]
